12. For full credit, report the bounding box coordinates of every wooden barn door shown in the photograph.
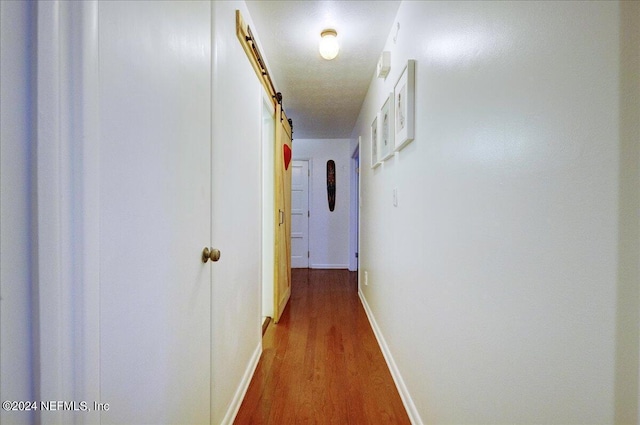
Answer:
[274,104,292,323]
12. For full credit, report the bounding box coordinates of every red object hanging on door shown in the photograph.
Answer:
[283,144,292,170]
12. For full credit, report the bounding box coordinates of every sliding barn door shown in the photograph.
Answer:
[274,105,292,323]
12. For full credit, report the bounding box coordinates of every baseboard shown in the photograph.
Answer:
[310,263,349,269]
[358,290,424,425]
[220,343,262,425]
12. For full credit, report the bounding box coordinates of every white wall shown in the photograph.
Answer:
[211,1,263,422]
[0,3,35,424]
[293,139,351,269]
[354,1,639,423]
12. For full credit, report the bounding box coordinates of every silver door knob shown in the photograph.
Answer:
[202,247,221,263]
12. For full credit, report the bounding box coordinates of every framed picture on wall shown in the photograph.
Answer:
[379,92,394,161]
[371,114,381,168]
[394,59,415,152]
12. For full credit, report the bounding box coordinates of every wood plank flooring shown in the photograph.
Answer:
[234,269,411,424]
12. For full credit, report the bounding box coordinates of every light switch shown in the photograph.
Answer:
[393,188,398,207]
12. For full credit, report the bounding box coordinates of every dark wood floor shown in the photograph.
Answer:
[234,269,411,424]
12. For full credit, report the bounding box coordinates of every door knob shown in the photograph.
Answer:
[202,247,221,263]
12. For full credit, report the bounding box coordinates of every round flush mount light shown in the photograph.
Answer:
[319,29,339,60]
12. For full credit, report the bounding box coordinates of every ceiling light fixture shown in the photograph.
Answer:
[319,29,339,60]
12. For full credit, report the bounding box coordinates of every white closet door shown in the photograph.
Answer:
[98,2,212,423]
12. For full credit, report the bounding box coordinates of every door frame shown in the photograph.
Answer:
[33,1,102,419]
[261,89,275,321]
[349,141,360,272]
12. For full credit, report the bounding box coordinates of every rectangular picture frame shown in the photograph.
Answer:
[370,114,381,168]
[394,59,415,151]
[379,92,394,161]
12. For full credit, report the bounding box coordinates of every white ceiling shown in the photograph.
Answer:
[245,1,401,140]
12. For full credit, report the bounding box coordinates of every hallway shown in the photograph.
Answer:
[2,2,638,423]
[235,269,410,424]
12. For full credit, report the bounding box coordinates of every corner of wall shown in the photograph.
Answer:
[614,1,640,422]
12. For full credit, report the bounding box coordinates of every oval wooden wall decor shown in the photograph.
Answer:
[327,160,336,211]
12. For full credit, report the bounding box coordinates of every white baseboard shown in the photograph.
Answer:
[220,343,262,425]
[310,263,349,269]
[358,291,423,425]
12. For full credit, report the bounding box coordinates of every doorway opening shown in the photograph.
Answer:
[349,141,360,272]
[261,91,275,328]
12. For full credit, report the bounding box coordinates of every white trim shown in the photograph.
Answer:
[76,1,101,418]
[221,343,262,425]
[310,264,349,269]
[36,1,68,413]
[358,290,423,425]
[36,2,101,422]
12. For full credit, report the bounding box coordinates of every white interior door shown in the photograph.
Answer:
[98,2,212,423]
[291,160,310,268]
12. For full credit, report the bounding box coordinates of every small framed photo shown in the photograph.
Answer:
[394,59,415,151]
[379,92,394,161]
[370,115,381,168]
